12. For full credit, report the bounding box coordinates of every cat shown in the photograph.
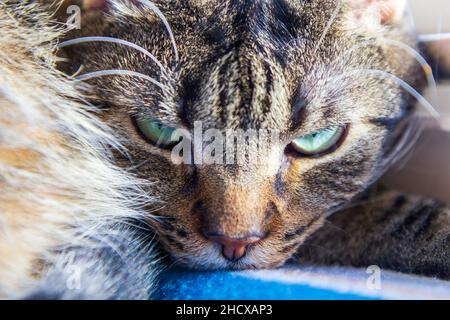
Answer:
[0,0,448,299]
[0,0,159,299]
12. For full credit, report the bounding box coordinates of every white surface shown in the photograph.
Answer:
[410,0,450,33]
[410,1,450,123]
[241,266,450,300]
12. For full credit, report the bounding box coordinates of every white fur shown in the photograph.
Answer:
[0,2,159,299]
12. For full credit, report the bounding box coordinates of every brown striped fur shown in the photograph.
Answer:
[0,0,448,300]
[57,0,447,276]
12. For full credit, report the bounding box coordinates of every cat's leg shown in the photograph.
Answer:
[297,188,450,280]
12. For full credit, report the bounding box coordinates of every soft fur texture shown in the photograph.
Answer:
[0,0,449,300]
[0,1,159,299]
[58,0,432,270]
[298,187,450,279]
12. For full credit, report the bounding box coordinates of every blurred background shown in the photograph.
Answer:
[411,0,450,120]
[383,0,450,203]
[411,0,450,33]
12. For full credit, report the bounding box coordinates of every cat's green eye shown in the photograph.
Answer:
[290,125,346,156]
[135,118,178,149]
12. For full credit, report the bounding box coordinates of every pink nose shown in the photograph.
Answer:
[205,234,262,261]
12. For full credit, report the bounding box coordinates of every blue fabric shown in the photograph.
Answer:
[158,268,373,300]
[158,266,450,300]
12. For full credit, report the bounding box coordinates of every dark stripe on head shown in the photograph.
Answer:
[219,56,232,126]
[180,76,202,127]
[262,63,274,119]
[270,0,303,42]
[237,61,255,128]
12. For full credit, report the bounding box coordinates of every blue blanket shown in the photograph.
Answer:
[158,265,450,300]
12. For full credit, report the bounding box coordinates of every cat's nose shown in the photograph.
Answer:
[203,232,262,261]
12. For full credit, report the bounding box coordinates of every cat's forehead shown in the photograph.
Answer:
[105,0,384,130]
[168,0,343,130]
[178,45,294,130]
[170,0,341,52]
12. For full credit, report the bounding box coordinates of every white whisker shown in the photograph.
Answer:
[69,64,85,78]
[58,36,168,74]
[418,33,450,42]
[387,117,425,168]
[330,38,438,100]
[382,39,437,101]
[350,69,439,118]
[75,69,165,89]
[313,0,344,55]
[137,0,179,61]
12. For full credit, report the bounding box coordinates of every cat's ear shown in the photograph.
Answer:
[346,0,407,27]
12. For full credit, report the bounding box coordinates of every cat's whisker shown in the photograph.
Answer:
[58,36,169,75]
[330,37,438,101]
[362,69,439,118]
[312,1,344,55]
[418,32,450,42]
[320,67,437,168]
[47,0,66,19]
[334,68,439,118]
[85,232,129,263]
[294,242,338,254]
[383,118,424,170]
[75,69,165,90]
[382,39,437,102]
[119,219,153,232]
[69,64,85,78]
[137,0,179,61]
[166,255,186,269]
[334,191,407,218]
[321,220,347,234]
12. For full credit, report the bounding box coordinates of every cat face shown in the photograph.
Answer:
[60,0,425,269]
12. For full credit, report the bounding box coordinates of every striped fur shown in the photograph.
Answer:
[57,0,439,272]
[298,188,450,280]
[0,0,448,300]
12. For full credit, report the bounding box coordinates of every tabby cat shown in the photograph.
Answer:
[0,0,448,299]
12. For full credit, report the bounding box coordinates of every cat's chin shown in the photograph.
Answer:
[174,259,286,271]
[167,244,290,270]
